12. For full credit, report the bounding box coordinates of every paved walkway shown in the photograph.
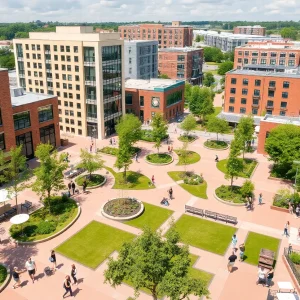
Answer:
[0,129,299,300]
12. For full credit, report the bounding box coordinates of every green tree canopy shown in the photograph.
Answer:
[203,47,224,62]
[203,72,215,87]
[225,157,243,187]
[151,113,168,152]
[0,50,15,69]
[235,116,254,158]
[180,114,197,136]
[217,61,234,75]
[206,117,229,141]
[184,82,193,103]
[280,27,298,40]
[158,74,170,79]
[77,149,104,177]
[104,226,209,300]
[195,35,201,42]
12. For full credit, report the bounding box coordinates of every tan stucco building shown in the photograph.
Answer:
[13,26,125,139]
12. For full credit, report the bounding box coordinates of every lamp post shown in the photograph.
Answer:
[92,126,97,153]
[293,160,300,194]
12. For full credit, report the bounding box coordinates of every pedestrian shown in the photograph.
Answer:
[109,138,112,145]
[248,196,253,210]
[252,138,255,146]
[71,264,78,285]
[12,267,25,289]
[135,153,138,162]
[168,187,173,200]
[49,250,57,272]
[283,221,290,237]
[289,202,293,214]
[174,128,177,134]
[266,267,274,287]
[170,146,173,153]
[151,175,155,185]
[82,179,87,193]
[215,155,219,162]
[231,234,238,251]
[227,252,237,273]
[25,257,37,284]
[68,181,72,192]
[168,145,170,153]
[90,144,93,153]
[63,275,73,298]
[257,267,266,285]
[296,205,300,218]
[288,243,293,255]
[71,181,75,195]
[113,138,116,145]
[258,193,263,205]
[239,243,245,262]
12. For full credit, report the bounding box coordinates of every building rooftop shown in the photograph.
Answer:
[124,40,158,45]
[10,88,55,107]
[236,25,264,28]
[217,112,262,125]
[235,43,300,50]
[159,47,202,53]
[262,114,300,126]
[228,68,300,78]
[125,78,184,91]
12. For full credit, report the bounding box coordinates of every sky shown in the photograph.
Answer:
[0,0,300,22]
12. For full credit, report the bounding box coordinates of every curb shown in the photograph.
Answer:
[213,190,246,206]
[145,153,174,166]
[15,205,81,245]
[0,264,11,293]
[268,176,293,183]
[203,140,229,151]
[270,205,289,213]
[249,161,259,179]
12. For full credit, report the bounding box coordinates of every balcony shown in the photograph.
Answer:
[280,106,288,111]
[46,69,52,73]
[47,86,53,91]
[19,73,25,78]
[87,114,98,123]
[86,99,96,105]
[85,76,96,86]
[103,94,122,104]
[265,105,274,109]
[47,77,53,82]
[45,59,51,64]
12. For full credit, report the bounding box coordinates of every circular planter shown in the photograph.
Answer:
[178,136,197,143]
[145,153,174,166]
[101,198,144,221]
[204,140,229,151]
[214,186,246,206]
[0,263,11,293]
[75,174,107,189]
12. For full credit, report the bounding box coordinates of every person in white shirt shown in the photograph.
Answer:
[257,267,266,285]
[25,257,37,283]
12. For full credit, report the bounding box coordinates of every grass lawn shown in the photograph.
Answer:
[75,174,105,187]
[204,69,218,75]
[244,232,280,266]
[205,62,221,66]
[124,202,173,231]
[178,135,196,143]
[204,140,228,150]
[168,171,185,181]
[0,265,7,286]
[105,167,154,190]
[56,221,135,269]
[146,153,172,164]
[98,146,140,156]
[217,158,258,178]
[175,150,200,165]
[173,214,236,255]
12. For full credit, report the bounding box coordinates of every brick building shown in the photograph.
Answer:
[0,69,60,159]
[119,21,193,48]
[158,47,203,85]
[223,69,300,120]
[125,79,185,123]
[234,41,300,71]
[233,25,266,36]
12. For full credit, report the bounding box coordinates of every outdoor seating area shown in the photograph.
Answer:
[267,282,299,300]
[0,207,17,222]
[21,200,33,212]
[64,166,85,179]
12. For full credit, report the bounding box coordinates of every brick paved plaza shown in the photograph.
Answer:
[0,122,299,300]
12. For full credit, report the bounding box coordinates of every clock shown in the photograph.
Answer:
[151,97,160,108]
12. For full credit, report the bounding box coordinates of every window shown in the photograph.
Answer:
[283,81,290,88]
[77,103,81,109]
[267,100,273,108]
[251,59,257,64]
[140,96,144,107]
[245,51,249,56]
[38,105,53,122]
[253,99,259,105]
[254,89,260,96]
[229,97,235,104]
[13,111,31,130]
[282,92,288,99]
[56,83,60,88]
[255,79,261,86]
[279,60,285,65]
[77,112,81,117]
[75,75,79,81]
[61,55,65,61]
[54,45,57,51]
[231,78,236,84]
[268,90,275,97]
[67,65,71,71]
[74,56,78,62]
[76,94,80,100]
[289,53,296,58]
[40,124,56,147]
[31,44,35,50]
[260,59,267,65]
[75,66,79,72]
[270,59,276,65]
[0,133,5,150]
[280,111,286,116]
[281,101,287,108]
[78,121,82,126]
[129,57,132,64]
[240,108,246,114]
[66,46,70,52]
[238,58,242,63]
[228,106,234,112]
[242,79,248,86]
[126,93,133,105]
[280,53,286,58]
[230,88,236,94]
[266,110,273,115]
[242,89,248,95]
[241,98,247,104]
[261,52,267,57]
[74,46,78,53]
[288,60,295,66]
[252,108,258,115]
[60,45,65,52]
[270,52,277,57]
[64,101,68,107]
[76,85,80,91]
[167,91,182,106]
[69,93,73,99]
[244,58,248,64]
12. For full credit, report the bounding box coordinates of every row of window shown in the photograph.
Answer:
[230,88,288,98]
[231,78,290,88]
[60,126,82,135]
[58,101,81,109]
[58,109,81,117]
[237,51,296,58]
[59,118,82,126]
[228,106,287,116]
[121,28,184,34]
[237,58,295,66]
[229,97,287,107]
[24,44,78,53]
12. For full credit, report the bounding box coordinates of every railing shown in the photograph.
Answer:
[284,247,300,286]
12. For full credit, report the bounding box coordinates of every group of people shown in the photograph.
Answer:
[109,138,116,146]
[12,252,78,298]
[227,235,245,273]
[257,266,274,287]
[67,181,77,195]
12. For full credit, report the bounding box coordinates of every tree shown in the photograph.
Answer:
[280,27,298,40]
[184,82,192,103]
[0,51,15,69]
[14,32,29,38]
[229,137,243,158]
[225,157,243,188]
[235,116,254,159]
[217,61,234,75]
[104,226,209,300]
[223,51,234,62]
[203,72,215,87]
[189,86,214,121]
[195,35,201,42]
[180,114,197,136]
[178,142,189,174]
[203,47,223,62]
[77,149,104,178]
[114,143,132,180]
[32,144,68,212]
[3,146,30,211]
[158,74,170,79]
[240,180,255,198]
[206,117,230,141]
[151,113,168,153]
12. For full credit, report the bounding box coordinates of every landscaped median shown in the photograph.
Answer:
[168,171,208,199]
[214,185,246,206]
[139,129,168,143]
[0,264,9,293]
[145,153,173,165]
[204,139,228,150]
[178,135,197,143]
[217,158,258,178]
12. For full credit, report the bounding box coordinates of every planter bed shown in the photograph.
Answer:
[75,174,106,189]
[178,135,196,143]
[215,185,246,204]
[145,153,173,165]
[204,140,228,150]
[139,129,168,143]
[98,146,140,157]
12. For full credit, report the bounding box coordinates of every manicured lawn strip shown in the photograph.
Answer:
[244,232,280,266]
[0,265,7,286]
[178,135,196,143]
[168,171,185,182]
[56,221,135,269]
[180,181,208,199]
[204,140,228,149]
[175,150,200,165]
[217,158,258,178]
[173,214,236,255]
[205,62,221,66]
[105,167,154,190]
[124,203,173,231]
[146,153,172,164]
[75,174,105,187]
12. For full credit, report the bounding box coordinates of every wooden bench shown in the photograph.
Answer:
[21,200,33,212]
[216,213,228,222]
[185,205,204,217]
[226,215,238,224]
[205,210,217,220]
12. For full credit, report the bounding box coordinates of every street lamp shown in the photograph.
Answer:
[293,160,300,194]
[92,126,97,153]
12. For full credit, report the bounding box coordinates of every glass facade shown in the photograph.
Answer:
[16,132,33,159]
[84,47,95,62]
[40,124,56,147]
[167,91,182,107]
[0,133,5,150]
[14,111,31,131]
[38,105,53,123]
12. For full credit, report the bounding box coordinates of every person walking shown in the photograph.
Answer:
[258,193,263,205]
[62,275,73,298]
[135,153,138,162]
[90,144,93,153]
[68,181,72,192]
[227,252,237,273]
[71,181,76,195]
[257,267,266,285]
[168,145,170,153]
[239,243,245,262]
[215,155,219,162]
[25,257,37,284]
[168,187,173,200]
[71,264,78,286]
[289,202,293,214]
[12,267,25,289]
[266,268,274,287]
[288,243,293,255]
[151,175,155,186]
[82,179,87,193]
[109,138,112,145]
[283,221,290,237]
[296,205,300,218]
[50,250,57,272]
[170,146,173,153]
[231,234,238,251]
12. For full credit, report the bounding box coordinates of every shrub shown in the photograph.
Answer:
[183,174,204,185]
[76,174,105,187]
[215,185,245,203]
[36,221,56,235]
[240,180,255,197]
[290,252,300,265]
[273,189,292,209]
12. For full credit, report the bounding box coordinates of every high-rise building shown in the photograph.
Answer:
[13,26,125,139]
[124,40,158,80]
[119,21,193,48]
[233,25,266,36]
[158,47,203,85]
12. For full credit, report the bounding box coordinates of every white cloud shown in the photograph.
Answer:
[165,0,172,4]
[250,7,258,12]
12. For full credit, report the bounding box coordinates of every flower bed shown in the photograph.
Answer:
[75,174,106,187]
[204,140,228,150]
[145,153,173,164]
[215,185,246,204]
[140,129,168,142]
[183,173,203,185]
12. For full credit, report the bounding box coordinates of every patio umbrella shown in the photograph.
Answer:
[10,213,29,236]
[0,189,9,204]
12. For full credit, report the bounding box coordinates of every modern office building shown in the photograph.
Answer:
[158,47,203,85]
[13,26,125,140]
[0,69,60,159]
[194,30,284,52]
[119,21,193,48]
[234,41,300,71]
[233,25,266,36]
[125,78,185,123]
[223,69,300,120]
[124,40,158,80]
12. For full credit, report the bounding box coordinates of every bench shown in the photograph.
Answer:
[216,213,228,222]
[21,200,33,212]
[4,207,17,218]
[226,215,238,224]
[185,205,204,217]
[0,214,5,223]
[205,210,217,220]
